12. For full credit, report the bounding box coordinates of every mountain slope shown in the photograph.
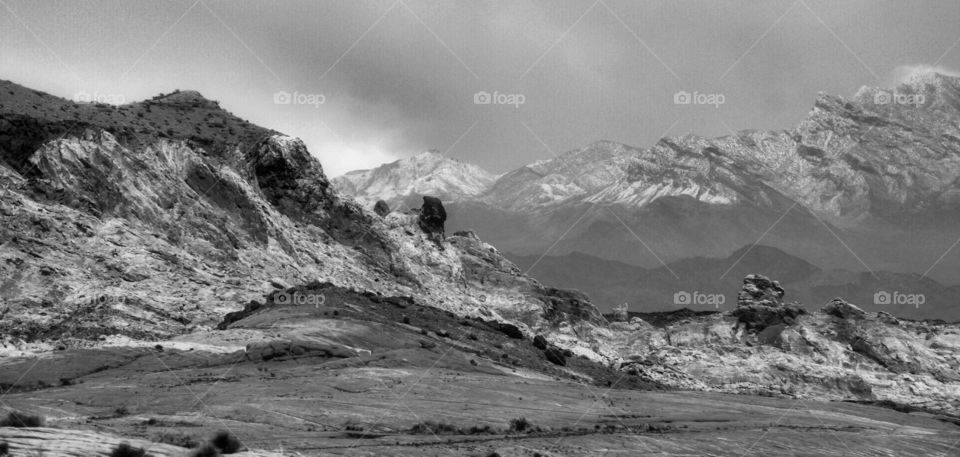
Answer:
[0,79,607,357]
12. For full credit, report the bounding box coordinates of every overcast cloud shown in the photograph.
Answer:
[1,0,958,176]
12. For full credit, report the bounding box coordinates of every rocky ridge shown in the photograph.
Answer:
[0,79,610,361]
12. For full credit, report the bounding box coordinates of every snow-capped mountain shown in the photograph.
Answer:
[332,149,497,209]
[336,71,960,286]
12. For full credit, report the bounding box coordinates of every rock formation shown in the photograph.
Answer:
[418,196,446,239]
[736,274,785,307]
[732,274,805,331]
[0,80,609,357]
[373,199,390,217]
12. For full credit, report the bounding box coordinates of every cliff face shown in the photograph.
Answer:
[0,81,607,359]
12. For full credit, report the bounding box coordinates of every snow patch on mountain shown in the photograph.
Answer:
[332,150,497,207]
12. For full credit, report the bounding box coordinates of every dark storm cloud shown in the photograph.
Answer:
[1,0,958,175]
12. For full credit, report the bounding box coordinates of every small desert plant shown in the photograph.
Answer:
[153,431,199,449]
[509,417,531,433]
[109,442,148,457]
[467,425,496,435]
[209,431,242,454]
[409,421,461,435]
[0,441,9,456]
[0,411,45,427]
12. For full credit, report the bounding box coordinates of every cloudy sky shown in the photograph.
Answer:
[1,0,959,176]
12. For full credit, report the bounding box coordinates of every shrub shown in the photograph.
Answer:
[509,417,531,433]
[209,431,242,454]
[0,441,8,456]
[154,431,199,449]
[467,425,495,435]
[109,442,148,457]
[0,411,45,427]
[409,421,461,435]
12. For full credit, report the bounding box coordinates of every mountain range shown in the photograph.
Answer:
[5,76,960,455]
[334,71,960,319]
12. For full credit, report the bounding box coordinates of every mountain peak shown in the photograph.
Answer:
[331,149,497,207]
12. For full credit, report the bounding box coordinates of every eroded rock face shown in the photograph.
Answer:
[0,83,612,361]
[737,274,785,307]
[418,196,447,237]
[730,274,805,331]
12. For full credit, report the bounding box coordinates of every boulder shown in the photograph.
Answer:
[731,274,805,331]
[533,334,548,350]
[497,322,524,339]
[373,200,391,217]
[544,347,567,366]
[737,274,785,308]
[822,298,867,319]
[418,196,447,238]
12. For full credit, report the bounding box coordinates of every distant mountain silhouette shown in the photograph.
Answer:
[507,245,960,321]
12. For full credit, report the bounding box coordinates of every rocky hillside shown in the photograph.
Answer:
[0,79,608,359]
[602,275,960,418]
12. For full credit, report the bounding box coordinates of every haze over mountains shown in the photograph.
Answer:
[335,71,960,319]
